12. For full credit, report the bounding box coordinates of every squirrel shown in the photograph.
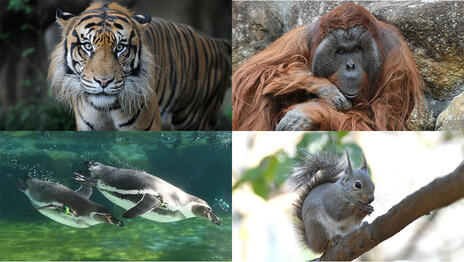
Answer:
[289,150,375,254]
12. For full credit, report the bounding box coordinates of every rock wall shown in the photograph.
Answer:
[232,1,464,130]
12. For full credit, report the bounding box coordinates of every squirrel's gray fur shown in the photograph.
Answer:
[290,150,375,254]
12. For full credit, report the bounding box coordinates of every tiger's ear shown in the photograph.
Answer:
[132,14,151,30]
[56,8,75,27]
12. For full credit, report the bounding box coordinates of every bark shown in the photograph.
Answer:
[319,160,464,261]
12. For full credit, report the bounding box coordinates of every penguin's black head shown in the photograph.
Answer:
[16,176,31,192]
[192,203,221,225]
[85,161,107,176]
[85,161,101,168]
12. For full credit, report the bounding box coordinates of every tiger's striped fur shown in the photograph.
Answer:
[48,2,231,130]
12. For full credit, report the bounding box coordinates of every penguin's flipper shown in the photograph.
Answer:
[123,194,161,218]
[27,204,64,212]
[75,184,92,198]
[73,171,97,186]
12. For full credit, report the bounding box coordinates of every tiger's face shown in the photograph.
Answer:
[53,3,153,110]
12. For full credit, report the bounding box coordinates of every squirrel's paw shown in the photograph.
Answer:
[327,234,343,249]
[358,203,374,216]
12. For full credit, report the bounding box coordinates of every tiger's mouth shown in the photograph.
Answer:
[85,92,119,108]
[80,77,124,96]
[81,84,123,96]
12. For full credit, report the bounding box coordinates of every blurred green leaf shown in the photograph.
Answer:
[24,5,34,14]
[0,97,75,131]
[19,79,33,87]
[233,132,368,200]
[226,107,232,122]
[21,47,35,57]
[7,0,33,13]
[0,30,12,40]
[233,150,292,199]
[20,23,32,31]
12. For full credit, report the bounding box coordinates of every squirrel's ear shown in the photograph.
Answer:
[345,151,353,177]
[361,153,368,171]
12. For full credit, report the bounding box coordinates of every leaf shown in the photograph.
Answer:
[0,32,12,40]
[7,0,32,13]
[20,23,31,31]
[21,47,35,57]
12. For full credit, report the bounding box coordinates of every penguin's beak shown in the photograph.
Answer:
[206,211,221,225]
[16,176,29,192]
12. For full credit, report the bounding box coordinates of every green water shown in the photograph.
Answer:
[0,132,231,261]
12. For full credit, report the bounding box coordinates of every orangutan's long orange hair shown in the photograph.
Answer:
[232,3,422,131]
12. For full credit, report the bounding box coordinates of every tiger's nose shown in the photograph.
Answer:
[94,77,114,88]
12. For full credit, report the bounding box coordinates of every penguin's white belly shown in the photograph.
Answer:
[37,209,95,228]
[140,210,184,222]
[140,201,197,222]
[99,189,135,210]
[25,190,96,228]
[99,190,191,223]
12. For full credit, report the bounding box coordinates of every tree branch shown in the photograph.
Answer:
[320,160,464,261]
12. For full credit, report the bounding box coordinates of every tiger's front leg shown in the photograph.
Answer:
[110,99,162,131]
[73,98,115,130]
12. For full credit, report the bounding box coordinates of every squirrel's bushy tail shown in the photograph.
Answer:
[290,150,344,235]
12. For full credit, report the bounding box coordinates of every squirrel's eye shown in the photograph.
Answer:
[115,44,126,53]
[355,181,362,189]
[82,43,93,52]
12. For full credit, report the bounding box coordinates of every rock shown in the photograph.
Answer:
[288,1,368,29]
[232,1,284,73]
[368,1,464,125]
[408,94,435,131]
[436,91,464,130]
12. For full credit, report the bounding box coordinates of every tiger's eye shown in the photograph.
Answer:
[115,44,125,53]
[355,181,362,189]
[83,43,93,51]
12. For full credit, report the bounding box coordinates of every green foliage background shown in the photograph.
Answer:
[233,132,366,200]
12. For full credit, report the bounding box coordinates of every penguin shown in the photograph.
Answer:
[16,176,123,228]
[73,161,222,225]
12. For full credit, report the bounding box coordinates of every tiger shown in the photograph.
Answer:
[48,2,231,130]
